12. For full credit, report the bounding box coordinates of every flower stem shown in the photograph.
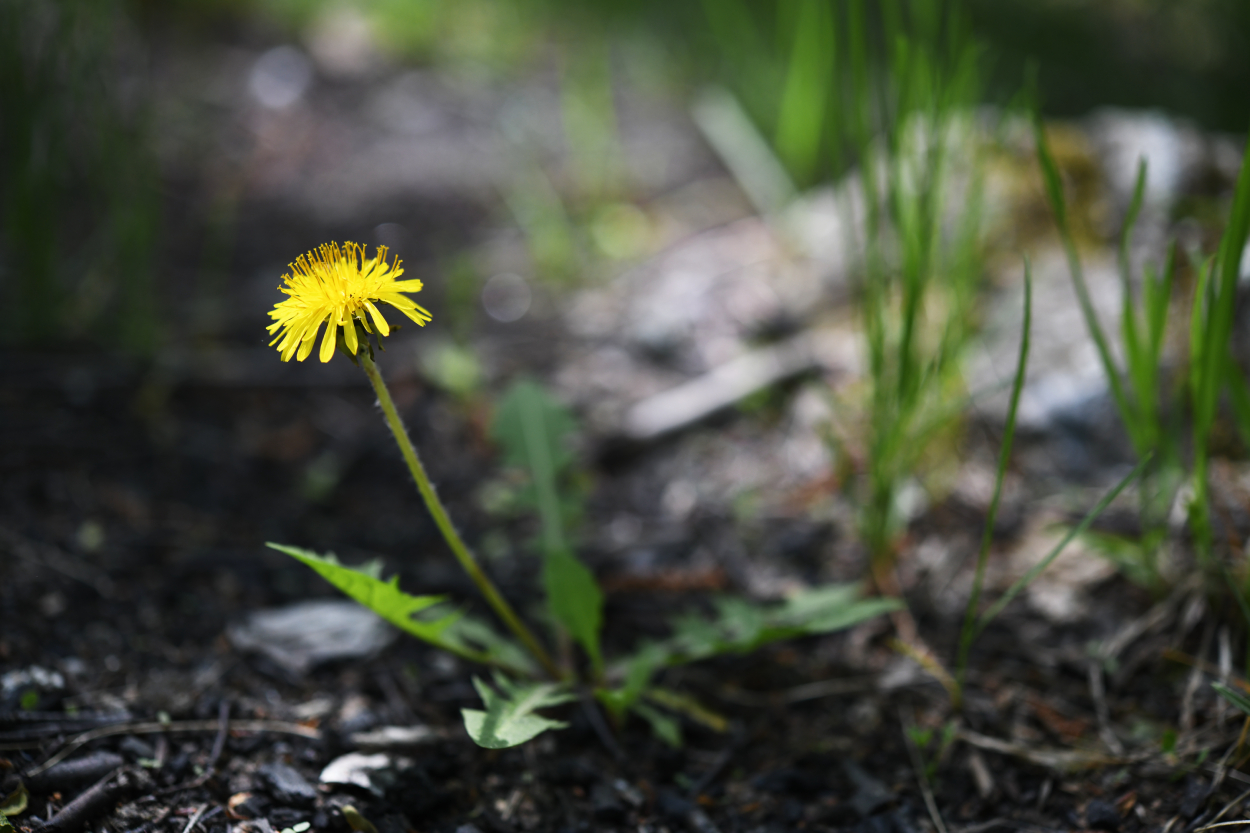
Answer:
[359,350,561,680]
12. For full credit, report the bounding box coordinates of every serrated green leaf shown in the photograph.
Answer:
[0,814,12,833]
[269,543,453,638]
[268,544,530,671]
[1213,681,1250,717]
[461,673,575,749]
[0,783,27,817]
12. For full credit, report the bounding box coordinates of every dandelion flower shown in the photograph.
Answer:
[268,241,432,363]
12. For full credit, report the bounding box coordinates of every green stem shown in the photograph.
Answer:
[359,350,562,680]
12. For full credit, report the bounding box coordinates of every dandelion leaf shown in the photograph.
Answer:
[267,544,529,670]
[492,379,577,472]
[543,545,604,670]
[0,783,28,818]
[665,583,901,661]
[491,380,603,669]
[461,673,575,749]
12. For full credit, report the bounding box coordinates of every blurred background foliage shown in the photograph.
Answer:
[1,0,1247,353]
[1,0,158,352]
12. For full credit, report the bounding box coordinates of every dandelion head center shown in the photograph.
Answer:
[267,240,432,363]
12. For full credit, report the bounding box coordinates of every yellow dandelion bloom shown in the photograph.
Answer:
[267,241,432,363]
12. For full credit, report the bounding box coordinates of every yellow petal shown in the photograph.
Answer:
[382,296,429,322]
[319,317,338,362]
[295,331,316,361]
[343,313,359,355]
[363,300,390,336]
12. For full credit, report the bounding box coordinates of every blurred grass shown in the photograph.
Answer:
[0,0,159,353]
[5,0,1246,353]
[965,0,1250,133]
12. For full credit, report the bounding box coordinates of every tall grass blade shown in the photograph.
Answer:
[1034,114,1136,450]
[955,257,1031,701]
[775,0,833,184]
[1117,159,1148,437]
[1189,127,1250,558]
[692,87,796,215]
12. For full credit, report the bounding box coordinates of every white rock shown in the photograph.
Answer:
[320,752,394,794]
[228,599,395,676]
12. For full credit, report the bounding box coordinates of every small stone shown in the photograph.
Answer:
[118,736,155,760]
[752,767,824,797]
[259,762,317,807]
[1180,776,1211,819]
[843,760,892,818]
[591,782,626,824]
[1085,799,1121,831]
[546,759,595,787]
[852,814,894,833]
[228,792,270,820]
[656,788,693,820]
[269,807,307,830]
[228,600,396,676]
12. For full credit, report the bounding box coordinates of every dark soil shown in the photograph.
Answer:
[2,355,1246,833]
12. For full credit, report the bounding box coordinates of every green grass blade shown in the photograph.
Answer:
[1212,681,1250,717]
[1118,158,1149,298]
[1188,255,1216,556]
[775,0,832,184]
[975,455,1150,637]
[1189,256,1213,407]
[1189,127,1250,558]
[1208,128,1250,393]
[957,256,1031,696]
[1034,113,1137,451]
[1118,159,1148,419]
[1147,244,1176,371]
[1196,128,1250,433]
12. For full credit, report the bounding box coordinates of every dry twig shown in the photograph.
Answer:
[1087,661,1125,755]
[25,719,319,779]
